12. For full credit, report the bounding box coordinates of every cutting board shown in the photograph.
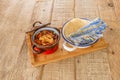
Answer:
[26,32,108,67]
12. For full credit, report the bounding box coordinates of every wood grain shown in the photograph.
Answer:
[112,0,120,21]
[75,0,99,19]
[0,0,53,80]
[97,0,120,79]
[75,0,112,80]
[0,0,120,80]
[42,0,75,80]
[97,0,117,21]
[104,21,120,80]
[25,0,54,80]
[0,0,36,80]
[75,49,112,80]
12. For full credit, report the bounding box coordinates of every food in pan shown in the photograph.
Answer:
[34,30,58,46]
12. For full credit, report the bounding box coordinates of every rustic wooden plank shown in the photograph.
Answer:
[97,0,117,21]
[50,0,74,27]
[24,0,55,80]
[0,0,56,80]
[27,0,55,65]
[2,42,43,80]
[75,0,99,19]
[112,0,120,21]
[97,0,120,79]
[0,0,35,70]
[104,21,120,80]
[0,0,36,80]
[42,0,75,80]
[0,0,18,23]
[30,0,54,23]
[0,0,120,80]
[0,0,52,80]
[75,0,112,80]
[75,50,112,80]
[42,58,75,80]
[0,0,37,80]
[10,0,54,80]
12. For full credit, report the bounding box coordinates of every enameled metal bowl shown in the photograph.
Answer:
[61,18,99,48]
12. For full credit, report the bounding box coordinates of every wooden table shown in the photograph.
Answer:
[0,0,120,80]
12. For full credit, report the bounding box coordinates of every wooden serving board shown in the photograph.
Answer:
[26,32,108,67]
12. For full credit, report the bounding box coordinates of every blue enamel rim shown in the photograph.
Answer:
[61,18,99,47]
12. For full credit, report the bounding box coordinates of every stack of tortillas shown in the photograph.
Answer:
[63,18,89,38]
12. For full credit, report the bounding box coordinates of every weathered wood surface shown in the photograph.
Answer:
[75,0,112,80]
[0,0,120,80]
[42,0,75,80]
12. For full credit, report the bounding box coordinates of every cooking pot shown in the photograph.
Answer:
[31,21,60,54]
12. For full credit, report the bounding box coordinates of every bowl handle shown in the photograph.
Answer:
[63,41,77,51]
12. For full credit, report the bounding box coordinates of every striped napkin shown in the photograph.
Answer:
[69,18,107,46]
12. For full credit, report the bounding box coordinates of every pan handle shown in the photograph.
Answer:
[33,21,42,27]
[32,45,44,54]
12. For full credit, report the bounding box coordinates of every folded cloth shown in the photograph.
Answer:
[69,18,107,46]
